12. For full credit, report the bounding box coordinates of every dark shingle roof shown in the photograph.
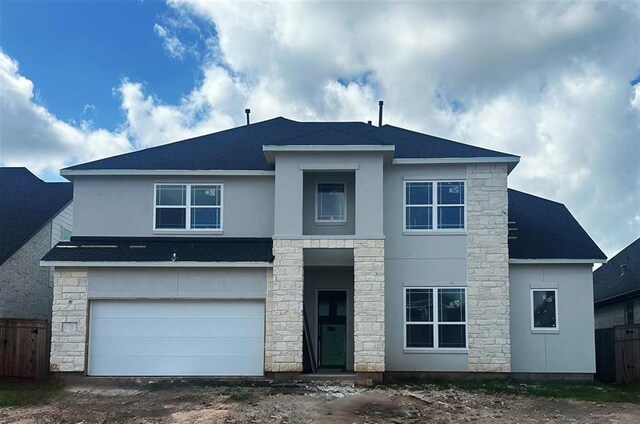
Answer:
[508,189,606,261]
[65,117,518,171]
[0,168,73,265]
[42,237,274,263]
[593,238,640,305]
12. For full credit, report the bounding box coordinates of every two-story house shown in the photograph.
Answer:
[41,117,606,379]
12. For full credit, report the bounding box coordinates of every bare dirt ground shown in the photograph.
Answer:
[1,381,640,424]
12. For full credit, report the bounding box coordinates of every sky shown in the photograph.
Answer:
[0,0,638,258]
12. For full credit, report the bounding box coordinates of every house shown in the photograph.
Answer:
[41,116,606,378]
[1,168,73,321]
[594,237,640,329]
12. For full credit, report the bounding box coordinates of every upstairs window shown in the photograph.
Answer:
[154,184,222,230]
[404,181,465,231]
[316,182,346,223]
[531,289,558,331]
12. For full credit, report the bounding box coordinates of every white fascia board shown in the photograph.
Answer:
[60,169,275,177]
[262,145,395,152]
[40,261,273,268]
[392,157,520,165]
[509,258,607,264]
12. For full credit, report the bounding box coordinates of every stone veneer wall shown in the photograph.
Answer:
[50,267,88,372]
[265,238,385,373]
[466,164,511,372]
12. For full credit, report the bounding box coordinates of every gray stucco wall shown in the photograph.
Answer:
[303,266,355,371]
[273,152,384,237]
[72,175,274,237]
[0,222,54,320]
[87,267,268,299]
[510,264,596,373]
[302,172,356,235]
[383,164,469,372]
[594,297,640,329]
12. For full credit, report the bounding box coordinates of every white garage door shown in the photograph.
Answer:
[88,299,264,376]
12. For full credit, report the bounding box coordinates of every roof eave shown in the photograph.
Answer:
[262,144,396,166]
[40,260,273,268]
[509,258,607,264]
[60,169,276,177]
[393,156,520,173]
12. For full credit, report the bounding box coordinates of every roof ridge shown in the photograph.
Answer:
[508,188,564,206]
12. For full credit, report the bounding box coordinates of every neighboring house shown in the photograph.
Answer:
[0,168,73,321]
[594,237,640,329]
[41,116,606,378]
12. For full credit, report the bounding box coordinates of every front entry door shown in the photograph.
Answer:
[318,290,347,369]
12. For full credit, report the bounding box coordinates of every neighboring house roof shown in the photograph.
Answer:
[508,189,606,261]
[0,168,73,265]
[63,117,519,172]
[41,237,274,264]
[593,237,640,306]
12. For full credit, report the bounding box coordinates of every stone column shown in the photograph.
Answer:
[353,239,386,373]
[50,267,88,372]
[265,240,304,372]
[466,164,511,372]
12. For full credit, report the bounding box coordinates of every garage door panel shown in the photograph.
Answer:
[90,355,264,377]
[90,318,264,338]
[90,336,264,357]
[91,300,263,319]
[88,300,264,376]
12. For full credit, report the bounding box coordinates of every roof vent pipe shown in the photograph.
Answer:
[378,100,384,127]
[245,108,251,125]
[367,120,372,125]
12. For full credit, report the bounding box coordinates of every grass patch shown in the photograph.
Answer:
[406,378,640,403]
[224,387,254,402]
[0,377,64,407]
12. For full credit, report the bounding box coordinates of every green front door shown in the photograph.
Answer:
[318,290,347,369]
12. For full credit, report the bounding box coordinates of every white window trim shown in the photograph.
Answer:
[530,288,559,333]
[315,181,347,224]
[403,286,468,352]
[153,183,224,232]
[403,180,466,233]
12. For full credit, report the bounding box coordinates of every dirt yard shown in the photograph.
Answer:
[2,380,640,424]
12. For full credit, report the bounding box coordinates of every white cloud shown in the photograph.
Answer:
[1,1,638,256]
[0,51,131,175]
[154,23,187,59]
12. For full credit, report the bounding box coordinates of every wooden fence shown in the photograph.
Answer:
[0,319,50,379]
[595,324,640,384]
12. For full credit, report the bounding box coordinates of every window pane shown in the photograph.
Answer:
[438,182,464,205]
[156,185,186,206]
[406,206,433,230]
[190,208,221,229]
[533,290,557,328]
[406,182,432,205]
[191,185,221,206]
[317,183,346,221]
[438,325,466,348]
[407,324,434,348]
[406,289,433,322]
[438,206,464,229]
[155,208,186,229]
[439,289,465,323]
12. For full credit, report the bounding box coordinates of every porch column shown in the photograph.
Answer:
[265,239,304,373]
[353,239,386,372]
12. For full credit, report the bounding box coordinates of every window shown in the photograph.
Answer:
[531,289,558,331]
[404,181,465,231]
[60,226,72,241]
[154,184,222,230]
[405,287,466,349]
[626,301,635,325]
[316,182,346,223]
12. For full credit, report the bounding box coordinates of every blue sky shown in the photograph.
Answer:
[0,1,638,256]
[0,0,200,129]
